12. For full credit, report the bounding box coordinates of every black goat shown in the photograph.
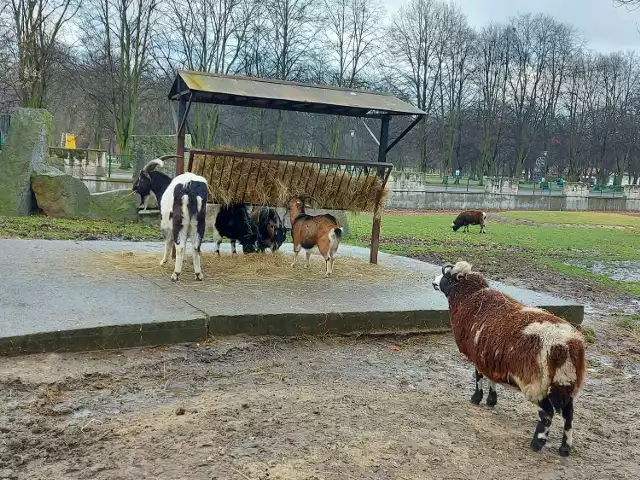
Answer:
[212,204,260,254]
[250,206,287,252]
[132,155,177,210]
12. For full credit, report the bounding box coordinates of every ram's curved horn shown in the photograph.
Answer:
[141,158,165,174]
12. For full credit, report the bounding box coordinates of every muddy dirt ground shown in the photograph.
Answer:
[1,299,640,479]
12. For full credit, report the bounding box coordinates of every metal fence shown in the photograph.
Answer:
[107,154,135,177]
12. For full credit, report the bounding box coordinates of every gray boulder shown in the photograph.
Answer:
[0,109,52,215]
[32,168,138,222]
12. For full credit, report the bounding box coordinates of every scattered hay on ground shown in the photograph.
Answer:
[69,250,414,288]
[190,151,388,213]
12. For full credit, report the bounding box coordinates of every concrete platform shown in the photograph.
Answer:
[0,239,583,355]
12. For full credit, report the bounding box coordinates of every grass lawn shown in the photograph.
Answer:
[348,210,640,296]
[0,216,162,241]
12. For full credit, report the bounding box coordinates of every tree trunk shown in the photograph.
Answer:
[275,111,285,154]
[330,117,342,158]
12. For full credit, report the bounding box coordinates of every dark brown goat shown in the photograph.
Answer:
[451,210,486,233]
[433,261,586,457]
[288,197,342,276]
[250,206,286,252]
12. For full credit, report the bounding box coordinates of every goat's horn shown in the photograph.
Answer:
[442,263,454,275]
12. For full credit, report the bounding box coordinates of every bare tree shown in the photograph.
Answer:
[79,0,158,163]
[387,0,447,170]
[324,0,383,156]
[154,0,258,148]
[475,24,511,178]
[533,22,579,180]
[436,4,474,178]
[1,0,80,107]
[264,0,322,153]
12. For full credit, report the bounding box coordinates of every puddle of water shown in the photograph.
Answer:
[566,260,640,283]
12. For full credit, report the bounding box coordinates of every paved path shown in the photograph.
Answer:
[0,240,582,355]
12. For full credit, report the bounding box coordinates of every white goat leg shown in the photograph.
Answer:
[160,236,172,265]
[172,229,188,281]
[305,250,312,268]
[191,223,203,281]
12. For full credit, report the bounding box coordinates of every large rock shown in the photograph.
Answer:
[32,168,138,221]
[0,109,52,215]
[31,167,91,218]
[90,190,139,222]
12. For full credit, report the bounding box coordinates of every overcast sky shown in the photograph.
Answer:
[381,0,640,52]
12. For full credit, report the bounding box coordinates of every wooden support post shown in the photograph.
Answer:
[370,115,390,264]
[176,96,187,175]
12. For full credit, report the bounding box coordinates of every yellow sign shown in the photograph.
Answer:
[65,134,76,149]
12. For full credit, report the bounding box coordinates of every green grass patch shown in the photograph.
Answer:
[0,215,161,241]
[578,325,597,344]
[348,211,640,296]
[615,315,640,330]
[499,211,640,227]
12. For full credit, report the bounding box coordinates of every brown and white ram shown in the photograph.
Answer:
[451,210,487,233]
[288,196,342,276]
[432,261,586,457]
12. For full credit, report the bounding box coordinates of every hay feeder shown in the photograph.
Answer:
[189,150,391,214]
[168,70,426,263]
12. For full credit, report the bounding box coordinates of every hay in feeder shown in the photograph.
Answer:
[70,250,413,289]
[190,150,388,213]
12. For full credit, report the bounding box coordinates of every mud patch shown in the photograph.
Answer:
[566,260,640,283]
[0,326,639,480]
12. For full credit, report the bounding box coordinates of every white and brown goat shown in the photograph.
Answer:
[433,261,586,457]
[288,197,342,277]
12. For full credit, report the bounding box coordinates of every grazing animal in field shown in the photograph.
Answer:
[132,156,176,210]
[288,196,342,277]
[451,210,487,233]
[250,206,287,253]
[212,203,260,255]
[159,172,208,281]
[432,261,586,456]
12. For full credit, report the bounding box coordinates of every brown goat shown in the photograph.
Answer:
[451,210,486,233]
[433,261,586,457]
[288,197,342,276]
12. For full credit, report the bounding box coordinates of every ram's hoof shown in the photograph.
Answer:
[530,436,546,452]
[171,272,179,282]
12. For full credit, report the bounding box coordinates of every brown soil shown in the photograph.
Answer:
[1,312,639,480]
